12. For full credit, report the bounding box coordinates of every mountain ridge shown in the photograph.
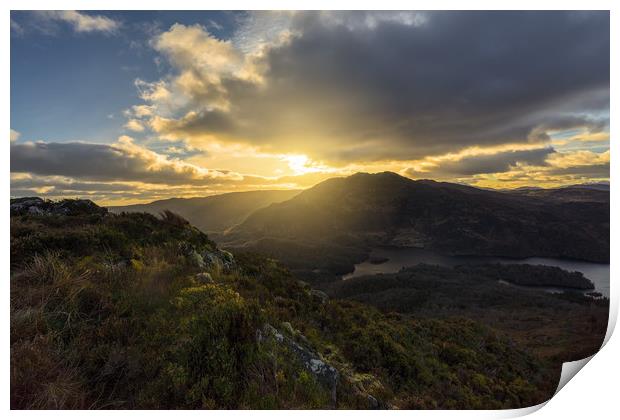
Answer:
[108,189,301,233]
[225,172,609,270]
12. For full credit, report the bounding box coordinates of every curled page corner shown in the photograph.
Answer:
[503,309,616,418]
[554,355,595,397]
[497,354,599,418]
[551,308,614,399]
[494,401,548,418]
[544,273,617,402]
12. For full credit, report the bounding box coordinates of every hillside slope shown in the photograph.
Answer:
[227,172,609,267]
[109,190,300,233]
[11,198,567,409]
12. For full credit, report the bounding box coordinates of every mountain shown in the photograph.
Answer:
[225,172,609,271]
[109,189,300,233]
[507,184,610,202]
[12,198,570,409]
[573,182,610,191]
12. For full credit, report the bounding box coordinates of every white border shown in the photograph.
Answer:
[2,2,617,418]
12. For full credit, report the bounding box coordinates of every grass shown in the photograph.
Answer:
[10,206,572,409]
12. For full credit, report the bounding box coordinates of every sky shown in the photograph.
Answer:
[10,11,610,205]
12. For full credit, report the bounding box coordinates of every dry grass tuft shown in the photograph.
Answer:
[22,252,72,285]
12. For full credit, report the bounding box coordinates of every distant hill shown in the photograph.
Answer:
[566,182,610,191]
[225,172,609,270]
[109,189,301,233]
[507,185,610,203]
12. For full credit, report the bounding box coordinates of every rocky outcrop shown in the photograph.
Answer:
[177,241,237,274]
[309,289,329,304]
[257,323,339,406]
[10,197,107,217]
[195,272,213,283]
[10,197,45,215]
[256,322,388,409]
[201,249,236,272]
[345,371,388,409]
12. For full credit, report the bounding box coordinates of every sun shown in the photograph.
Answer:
[282,154,313,175]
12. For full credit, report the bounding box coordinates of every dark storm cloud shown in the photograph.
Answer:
[10,141,338,191]
[156,11,609,162]
[407,147,555,178]
[10,141,234,185]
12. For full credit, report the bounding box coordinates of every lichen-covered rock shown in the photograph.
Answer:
[10,197,107,217]
[202,249,237,272]
[27,205,45,215]
[188,250,206,269]
[257,323,339,406]
[195,272,213,283]
[281,321,296,337]
[10,197,45,215]
[310,289,329,304]
[219,249,235,265]
[344,371,388,409]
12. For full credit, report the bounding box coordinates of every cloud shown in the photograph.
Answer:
[10,11,610,202]
[33,11,120,35]
[124,119,145,132]
[135,11,609,164]
[144,23,266,114]
[565,131,610,143]
[10,129,21,142]
[546,149,610,169]
[126,105,154,118]
[10,136,239,185]
[406,147,555,178]
[410,147,610,188]
[10,155,339,205]
[10,136,337,192]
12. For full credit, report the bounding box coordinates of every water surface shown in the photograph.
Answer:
[343,247,610,297]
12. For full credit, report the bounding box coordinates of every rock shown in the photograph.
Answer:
[52,199,106,216]
[202,251,220,268]
[257,323,339,406]
[188,250,206,269]
[310,289,329,304]
[10,197,107,217]
[178,246,237,273]
[345,371,387,409]
[367,394,379,409]
[257,323,284,343]
[27,206,45,215]
[281,321,296,337]
[202,249,237,273]
[296,279,310,288]
[195,272,213,283]
[10,197,45,214]
[219,249,235,265]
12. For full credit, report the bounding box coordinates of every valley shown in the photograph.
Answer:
[10,172,610,409]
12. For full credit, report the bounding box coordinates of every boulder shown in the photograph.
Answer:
[195,272,213,283]
[201,249,237,272]
[188,250,206,269]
